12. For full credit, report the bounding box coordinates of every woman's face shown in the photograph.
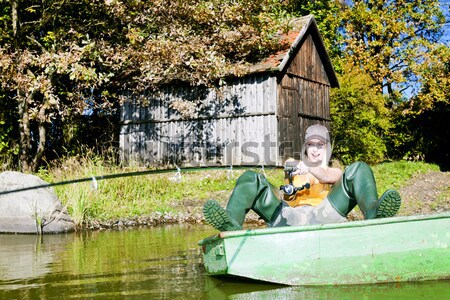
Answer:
[305,138,326,164]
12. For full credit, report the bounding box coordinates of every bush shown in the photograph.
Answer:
[331,64,392,165]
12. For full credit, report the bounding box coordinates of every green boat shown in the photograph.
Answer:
[198,212,450,286]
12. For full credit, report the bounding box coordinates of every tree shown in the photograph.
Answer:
[121,0,291,90]
[295,0,448,165]
[282,0,343,61]
[337,0,445,97]
[330,63,392,165]
[0,0,292,171]
[389,44,450,168]
[0,0,126,171]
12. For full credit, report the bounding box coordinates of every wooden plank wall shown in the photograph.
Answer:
[277,29,331,162]
[288,31,330,85]
[120,74,280,166]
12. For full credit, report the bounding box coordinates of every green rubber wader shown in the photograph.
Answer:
[226,170,282,225]
[327,161,383,219]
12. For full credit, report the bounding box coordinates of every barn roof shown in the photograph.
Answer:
[247,15,339,88]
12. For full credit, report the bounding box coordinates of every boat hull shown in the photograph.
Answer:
[198,213,450,285]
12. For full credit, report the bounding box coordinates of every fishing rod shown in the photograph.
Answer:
[0,164,287,196]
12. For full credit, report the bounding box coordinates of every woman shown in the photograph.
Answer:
[203,124,402,231]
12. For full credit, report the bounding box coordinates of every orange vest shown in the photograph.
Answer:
[283,174,331,207]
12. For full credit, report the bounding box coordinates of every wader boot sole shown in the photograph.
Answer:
[203,200,242,231]
[376,189,401,218]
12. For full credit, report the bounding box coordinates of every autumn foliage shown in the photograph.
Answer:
[0,0,448,171]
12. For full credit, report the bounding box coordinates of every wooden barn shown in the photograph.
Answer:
[120,15,339,167]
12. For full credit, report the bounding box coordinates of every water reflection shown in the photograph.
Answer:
[0,234,69,282]
[205,277,450,300]
[0,225,216,299]
[0,225,449,300]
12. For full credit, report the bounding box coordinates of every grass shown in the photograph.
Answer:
[372,160,439,194]
[38,152,442,228]
[432,186,450,210]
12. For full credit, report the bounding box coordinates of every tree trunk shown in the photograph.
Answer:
[31,105,47,172]
[11,0,18,38]
[17,93,31,172]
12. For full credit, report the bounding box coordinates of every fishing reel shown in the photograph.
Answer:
[280,163,310,196]
[283,165,299,173]
[280,182,310,196]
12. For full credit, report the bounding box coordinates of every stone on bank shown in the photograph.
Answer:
[0,171,74,234]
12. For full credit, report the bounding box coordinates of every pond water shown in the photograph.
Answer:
[0,224,449,300]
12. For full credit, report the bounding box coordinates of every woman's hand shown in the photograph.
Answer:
[292,161,310,176]
[288,160,342,184]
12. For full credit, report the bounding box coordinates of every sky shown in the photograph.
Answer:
[440,0,450,44]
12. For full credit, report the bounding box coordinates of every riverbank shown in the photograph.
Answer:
[52,161,450,231]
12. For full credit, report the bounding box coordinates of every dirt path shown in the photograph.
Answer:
[397,171,450,216]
